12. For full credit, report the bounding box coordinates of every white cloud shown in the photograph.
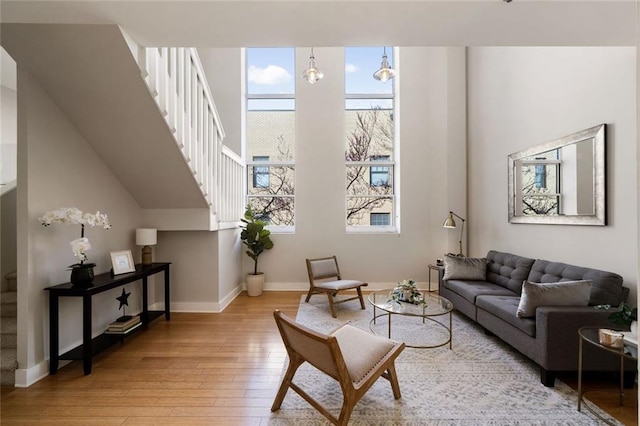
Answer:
[345,63,359,74]
[248,65,292,85]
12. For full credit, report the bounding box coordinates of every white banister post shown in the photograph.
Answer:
[166,48,177,134]
[202,107,210,196]
[175,49,185,149]
[147,48,159,98]
[190,60,198,167]
[197,82,204,183]
[159,47,169,116]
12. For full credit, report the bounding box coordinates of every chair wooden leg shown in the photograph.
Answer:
[305,288,314,303]
[386,363,402,399]
[327,292,337,318]
[337,395,357,426]
[356,286,365,310]
[271,356,304,412]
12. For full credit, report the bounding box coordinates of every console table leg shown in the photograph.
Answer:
[142,277,149,327]
[164,266,170,321]
[82,295,92,375]
[49,294,59,374]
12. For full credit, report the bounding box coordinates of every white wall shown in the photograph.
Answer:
[16,70,143,385]
[217,227,243,308]
[233,47,467,289]
[1,85,17,185]
[153,231,222,312]
[467,47,637,302]
[198,48,243,156]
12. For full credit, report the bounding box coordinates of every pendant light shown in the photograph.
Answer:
[302,47,324,84]
[373,47,396,83]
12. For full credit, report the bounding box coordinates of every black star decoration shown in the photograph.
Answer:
[116,288,131,311]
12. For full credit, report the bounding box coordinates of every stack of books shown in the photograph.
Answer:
[105,315,141,335]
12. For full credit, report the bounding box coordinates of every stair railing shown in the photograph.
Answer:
[139,47,244,225]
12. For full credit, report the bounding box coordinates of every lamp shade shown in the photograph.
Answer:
[302,47,324,84]
[373,47,396,83]
[136,228,157,246]
[443,214,456,228]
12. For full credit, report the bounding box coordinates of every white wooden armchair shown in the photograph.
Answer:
[305,255,368,318]
[271,310,405,426]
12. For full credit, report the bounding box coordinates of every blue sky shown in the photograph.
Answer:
[246,47,395,98]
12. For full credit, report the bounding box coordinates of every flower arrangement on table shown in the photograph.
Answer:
[39,207,111,285]
[389,279,426,306]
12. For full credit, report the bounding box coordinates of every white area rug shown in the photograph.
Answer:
[268,295,619,425]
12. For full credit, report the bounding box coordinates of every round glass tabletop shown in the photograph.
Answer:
[368,289,453,317]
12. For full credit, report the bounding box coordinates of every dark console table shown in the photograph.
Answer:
[45,262,171,375]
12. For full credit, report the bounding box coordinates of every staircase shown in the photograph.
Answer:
[1,271,17,386]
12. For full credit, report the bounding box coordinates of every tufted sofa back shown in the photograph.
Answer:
[527,259,625,306]
[485,250,535,294]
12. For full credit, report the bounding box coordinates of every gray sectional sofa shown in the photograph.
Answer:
[439,250,633,387]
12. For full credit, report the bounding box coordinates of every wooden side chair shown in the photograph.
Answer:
[271,310,405,426]
[305,255,368,318]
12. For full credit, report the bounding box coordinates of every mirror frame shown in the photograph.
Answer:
[508,124,606,226]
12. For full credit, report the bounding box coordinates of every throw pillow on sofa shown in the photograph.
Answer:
[516,280,592,318]
[443,255,488,281]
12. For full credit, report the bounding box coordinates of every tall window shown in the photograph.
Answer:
[245,48,295,229]
[345,47,397,231]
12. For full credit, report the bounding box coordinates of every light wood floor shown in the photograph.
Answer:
[1,291,637,425]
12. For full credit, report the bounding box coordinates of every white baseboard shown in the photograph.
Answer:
[14,360,50,388]
[149,285,242,313]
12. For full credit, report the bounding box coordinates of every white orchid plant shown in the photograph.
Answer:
[39,207,111,268]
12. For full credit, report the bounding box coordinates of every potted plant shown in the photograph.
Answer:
[389,279,426,306]
[596,302,638,334]
[240,205,274,296]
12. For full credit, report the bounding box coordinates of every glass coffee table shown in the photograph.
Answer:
[368,289,453,349]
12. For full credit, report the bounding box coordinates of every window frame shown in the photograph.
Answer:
[244,48,296,233]
[344,46,399,234]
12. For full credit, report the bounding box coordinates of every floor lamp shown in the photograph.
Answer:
[443,211,466,257]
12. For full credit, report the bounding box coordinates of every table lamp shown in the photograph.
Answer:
[136,228,157,266]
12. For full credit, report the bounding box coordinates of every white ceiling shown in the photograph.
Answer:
[1,0,636,47]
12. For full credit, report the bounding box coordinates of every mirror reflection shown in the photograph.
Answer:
[508,124,605,225]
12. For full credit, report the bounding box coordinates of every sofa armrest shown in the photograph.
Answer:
[536,306,624,371]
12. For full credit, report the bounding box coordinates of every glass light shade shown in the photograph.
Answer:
[373,55,396,83]
[303,66,324,84]
[136,228,157,246]
[303,49,324,84]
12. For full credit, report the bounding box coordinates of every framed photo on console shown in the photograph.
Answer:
[110,250,135,275]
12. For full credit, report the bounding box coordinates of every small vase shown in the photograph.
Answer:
[631,320,637,336]
[70,264,95,287]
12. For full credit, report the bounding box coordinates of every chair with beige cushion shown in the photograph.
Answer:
[271,310,405,426]
[305,255,368,318]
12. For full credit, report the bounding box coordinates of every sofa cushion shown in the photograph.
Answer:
[485,251,536,294]
[528,260,623,306]
[516,280,592,318]
[443,280,516,305]
[476,295,536,337]
[443,255,487,281]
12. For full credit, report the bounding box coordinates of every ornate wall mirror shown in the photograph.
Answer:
[508,124,606,225]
